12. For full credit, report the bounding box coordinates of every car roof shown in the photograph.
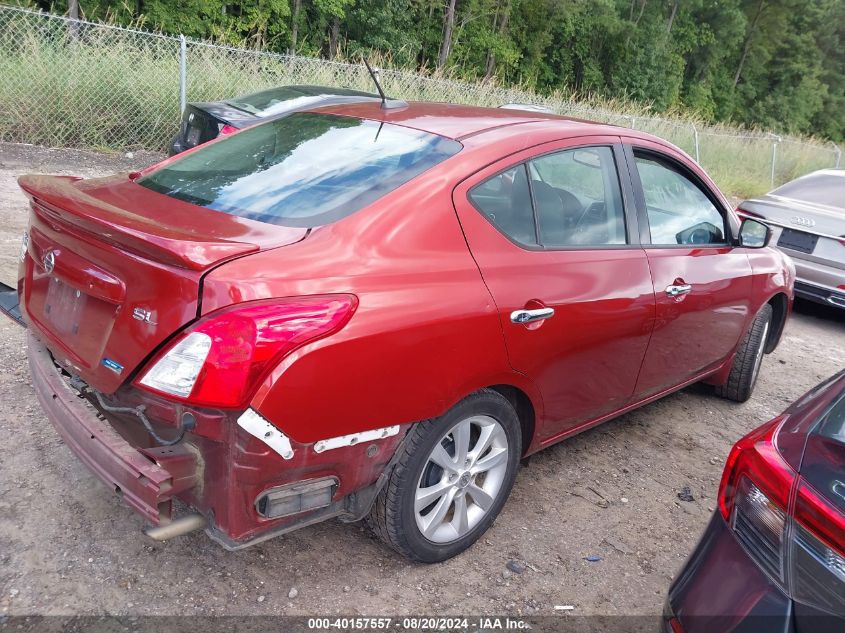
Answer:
[312,100,627,142]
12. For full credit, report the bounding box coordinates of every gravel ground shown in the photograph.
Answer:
[0,142,843,620]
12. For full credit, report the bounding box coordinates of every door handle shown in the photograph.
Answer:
[510,307,555,324]
[665,283,692,298]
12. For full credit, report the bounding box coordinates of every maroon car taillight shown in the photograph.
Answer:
[219,124,238,135]
[718,417,794,585]
[718,417,845,610]
[791,483,845,613]
[135,295,358,408]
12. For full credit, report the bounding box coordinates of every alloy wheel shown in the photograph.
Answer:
[414,414,509,543]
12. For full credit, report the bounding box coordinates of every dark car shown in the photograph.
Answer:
[167,84,380,155]
[665,370,845,632]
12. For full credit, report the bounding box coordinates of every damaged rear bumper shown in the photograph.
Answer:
[28,334,198,525]
[27,333,405,548]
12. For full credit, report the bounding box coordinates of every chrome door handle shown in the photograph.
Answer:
[665,284,692,298]
[510,307,555,324]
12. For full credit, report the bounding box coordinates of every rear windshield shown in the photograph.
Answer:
[771,172,844,209]
[138,113,461,227]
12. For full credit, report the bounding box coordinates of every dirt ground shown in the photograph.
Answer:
[0,142,843,620]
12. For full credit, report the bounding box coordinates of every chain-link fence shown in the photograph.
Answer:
[0,4,841,194]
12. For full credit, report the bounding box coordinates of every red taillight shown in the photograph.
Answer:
[718,416,794,522]
[136,295,357,408]
[718,415,845,614]
[219,124,239,135]
[792,482,845,613]
[795,482,845,560]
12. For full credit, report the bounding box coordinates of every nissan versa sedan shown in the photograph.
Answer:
[0,101,794,562]
[665,370,845,633]
[737,169,845,309]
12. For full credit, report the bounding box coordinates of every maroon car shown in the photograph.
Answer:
[665,370,845,632]
[1,101,794,561]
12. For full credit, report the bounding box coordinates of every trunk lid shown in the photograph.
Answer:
[18,173,307,394]
[743,194,844,239]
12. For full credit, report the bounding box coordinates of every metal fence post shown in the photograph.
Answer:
[770,135,781,188]
[179,34,187,114]
[832,141,842,168]
[629,116,636,129]
[692,124,700,164]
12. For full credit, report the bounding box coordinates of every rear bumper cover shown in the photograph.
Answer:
[793,280,845,309]
[27,332,403,546]
[667,512,794,633]
[28,334,197,525]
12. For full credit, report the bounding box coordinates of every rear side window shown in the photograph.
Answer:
[469,165,537,246]
[771,172,844,209]
[138,113,461,228]
[635,155,727,246]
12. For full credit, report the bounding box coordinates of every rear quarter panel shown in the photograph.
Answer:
[200,162,540,445]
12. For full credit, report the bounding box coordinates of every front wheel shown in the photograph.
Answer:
[367,389,522,562]
[715,303,773,403]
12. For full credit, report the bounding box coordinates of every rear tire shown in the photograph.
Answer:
[715,303,772,403]
[367,389,522,562]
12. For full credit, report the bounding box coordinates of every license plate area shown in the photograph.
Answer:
[45,277,87,335]
[28,274,119,369]
[778,228,818,254]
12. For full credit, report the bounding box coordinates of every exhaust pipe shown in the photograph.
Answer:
[144,514,206,541]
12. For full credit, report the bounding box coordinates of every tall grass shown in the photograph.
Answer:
[0,6,840,198]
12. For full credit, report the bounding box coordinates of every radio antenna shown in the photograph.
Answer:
[362,55,386,105]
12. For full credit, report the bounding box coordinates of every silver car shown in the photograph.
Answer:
[738,169,845,309]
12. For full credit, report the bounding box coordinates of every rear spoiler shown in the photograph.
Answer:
[18,174,259,271]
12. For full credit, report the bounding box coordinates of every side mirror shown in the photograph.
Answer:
[738,218,771,248]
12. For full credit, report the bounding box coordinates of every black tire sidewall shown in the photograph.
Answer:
[748,305,773,387]
[396,392,522,563]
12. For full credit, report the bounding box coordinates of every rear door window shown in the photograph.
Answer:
[138,113,461,228]
[468,145,628,249]
[528,147,627,247]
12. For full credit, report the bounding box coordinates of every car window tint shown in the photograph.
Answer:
[138,113,461,228]
[771,172,844,209]
[469,165,537,247]
[635,155,726,245]
[528,147,626,247]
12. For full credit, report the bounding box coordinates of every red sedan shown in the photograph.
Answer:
[3,102,794,562]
